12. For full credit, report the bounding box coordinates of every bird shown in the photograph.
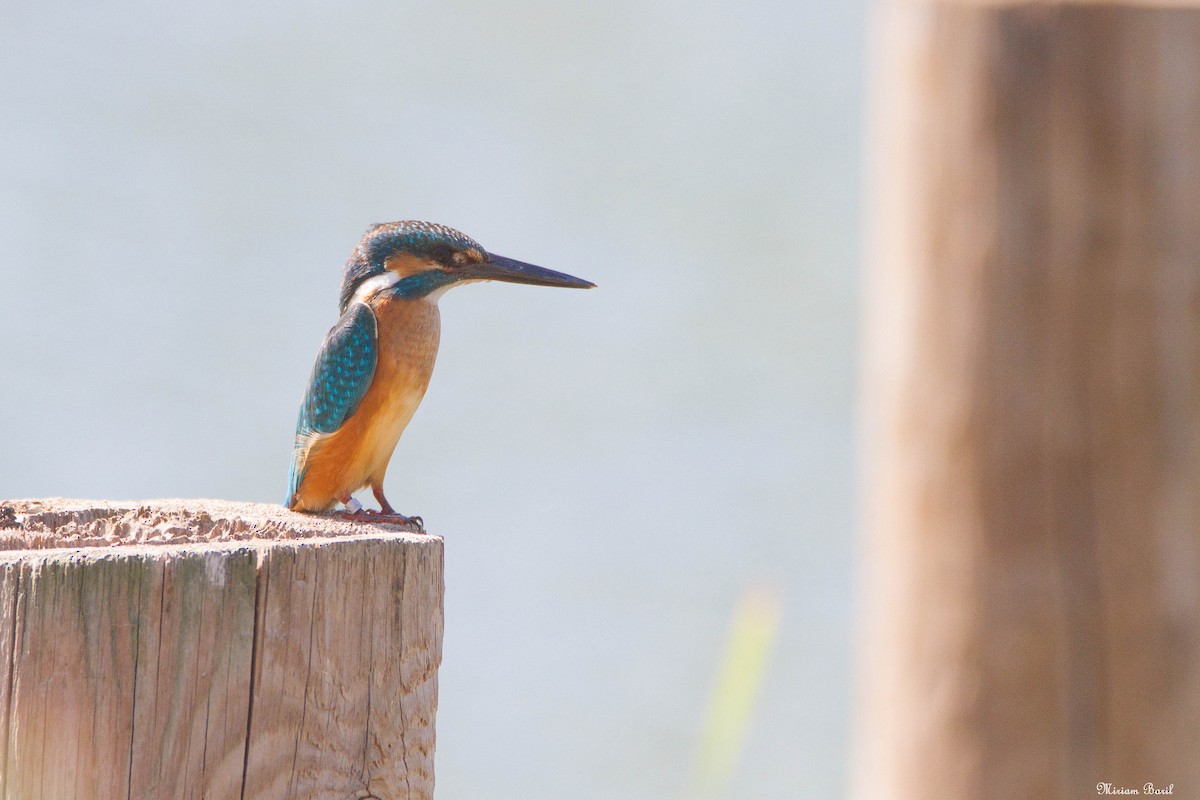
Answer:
[285,220,594,528]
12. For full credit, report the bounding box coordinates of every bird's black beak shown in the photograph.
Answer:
[462,254,596,289]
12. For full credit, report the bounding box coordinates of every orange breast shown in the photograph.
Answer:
[291,298,441,511]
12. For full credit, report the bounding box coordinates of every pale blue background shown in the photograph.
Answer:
[0,2,864,797]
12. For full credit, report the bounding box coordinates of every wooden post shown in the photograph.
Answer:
[858,3,1200,799]
[0,499,443,800]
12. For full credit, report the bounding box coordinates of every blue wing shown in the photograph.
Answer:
[285,303,378,506]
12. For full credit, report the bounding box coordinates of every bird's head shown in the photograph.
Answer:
[339,220,595,312]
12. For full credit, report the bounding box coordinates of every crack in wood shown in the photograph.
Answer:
[239,551,266,800]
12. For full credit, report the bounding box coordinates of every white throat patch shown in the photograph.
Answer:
[424,278,482,304]
[423,283,456,303]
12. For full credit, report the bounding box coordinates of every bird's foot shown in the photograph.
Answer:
[334,504,424,531]
[366,509,425,531]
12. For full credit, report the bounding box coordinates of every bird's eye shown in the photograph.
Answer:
[431,245,455,266]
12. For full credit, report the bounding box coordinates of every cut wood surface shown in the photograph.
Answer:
[0,498,443,800]
[858,2,1200,799]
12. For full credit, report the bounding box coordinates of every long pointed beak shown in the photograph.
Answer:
[462,254,596,289]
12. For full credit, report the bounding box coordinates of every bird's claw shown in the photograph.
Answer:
[373,511,424,532]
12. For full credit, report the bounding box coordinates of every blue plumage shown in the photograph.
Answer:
[391,269,457,300]
[285,303,378,505]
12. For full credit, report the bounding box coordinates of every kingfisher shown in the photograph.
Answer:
[285,220,594,528]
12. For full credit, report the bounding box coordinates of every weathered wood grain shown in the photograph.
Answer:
[858,3,1200,799]
[0,499,443,800]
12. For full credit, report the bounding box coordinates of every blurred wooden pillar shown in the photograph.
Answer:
[857,3,1200,798]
